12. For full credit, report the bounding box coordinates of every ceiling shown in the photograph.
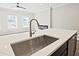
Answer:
[0,3,69,13]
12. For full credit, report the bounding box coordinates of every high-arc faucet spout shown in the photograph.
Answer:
[29,19,39,37]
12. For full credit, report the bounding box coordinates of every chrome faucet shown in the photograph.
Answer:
[29,19,39,37]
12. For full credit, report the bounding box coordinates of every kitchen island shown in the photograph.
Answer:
[0,28,77,56]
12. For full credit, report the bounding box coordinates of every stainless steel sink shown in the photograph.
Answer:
[11,35,58,56]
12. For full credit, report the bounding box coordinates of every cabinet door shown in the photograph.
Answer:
[51,42,67,56]
[68,34,77,56]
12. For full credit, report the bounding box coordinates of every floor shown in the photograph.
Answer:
[75,40,79,56]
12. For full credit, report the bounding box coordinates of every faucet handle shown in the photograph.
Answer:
[32,30,36,34]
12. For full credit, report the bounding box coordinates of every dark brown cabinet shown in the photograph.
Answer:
[51,42,68,56]
[68,33,77,56]
[51,33,77,56]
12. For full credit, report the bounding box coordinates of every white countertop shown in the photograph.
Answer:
[0,28,77,56]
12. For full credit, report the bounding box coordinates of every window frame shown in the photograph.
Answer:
[22,16,29,28]
[7,15,17,29]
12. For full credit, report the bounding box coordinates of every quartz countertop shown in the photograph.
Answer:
[0,28,77,56]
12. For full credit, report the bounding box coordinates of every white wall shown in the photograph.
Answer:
[53,3,79,38]
[34,8,50,29]
[0,7,35,35]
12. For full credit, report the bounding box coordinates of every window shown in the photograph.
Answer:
[8,15,17,29]
[22,16,29,27]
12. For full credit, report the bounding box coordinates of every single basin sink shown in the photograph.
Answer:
[11,35,58,56]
